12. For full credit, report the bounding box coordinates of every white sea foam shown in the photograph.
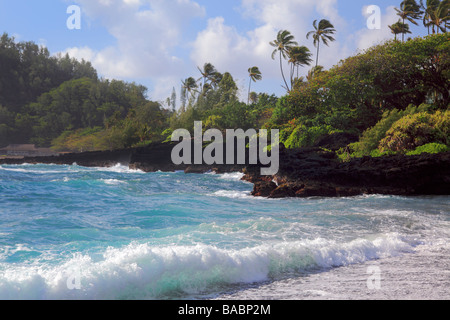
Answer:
[218,172,245,181]
[101,179,127,186]
[211,190,253,199]
[97,164,144,174]
[0,233,418,300]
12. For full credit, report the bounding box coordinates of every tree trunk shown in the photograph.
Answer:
[280,52,290,92]
[316,42,320,67]
[248,77,252,105]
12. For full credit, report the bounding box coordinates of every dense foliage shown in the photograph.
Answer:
[0,29,448,158]
[0,33,169,150]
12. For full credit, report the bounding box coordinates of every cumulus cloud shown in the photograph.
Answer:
[190,0,349,98]
[64,0,205,90]
[61,1,402,101]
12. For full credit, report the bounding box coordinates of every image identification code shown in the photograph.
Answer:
[178,304,271,317]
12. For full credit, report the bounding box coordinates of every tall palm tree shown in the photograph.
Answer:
[421,0,440,34]
[287,46,313,89]
[389,20,412,40]
[270,30,298,92]
[247,66,262,105]
[428,0,450,33]
[395,0,423,41]
[306,19,336,68]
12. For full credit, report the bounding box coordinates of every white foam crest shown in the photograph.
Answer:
[0,233,417,300]
[218,172,245,181]
[210,190,253,199]
[101,179,126,186]
[99,164,144,174]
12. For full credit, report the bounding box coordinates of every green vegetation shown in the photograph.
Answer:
[0,33,169,151]
[0,1,448,159]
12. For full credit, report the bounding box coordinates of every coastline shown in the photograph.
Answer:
[1,142,449,198]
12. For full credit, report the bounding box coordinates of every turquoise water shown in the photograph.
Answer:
[0,163,449,300]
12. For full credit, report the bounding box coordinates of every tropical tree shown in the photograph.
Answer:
[395,0,423,41]
[197,63,217,91]
[389,20,412,41]
[306,19,336,68]
[287,46,313,89]
[427,0,450,33]
[306,65,324,82]
[209,72,223,89]
[182,77,198,103]
[247,66,262,105]
[248,92,259,105]
[270,30,298,92]
[421,0,441,34]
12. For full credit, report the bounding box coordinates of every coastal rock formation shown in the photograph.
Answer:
[244,147,450,198]
[1,142,449,198]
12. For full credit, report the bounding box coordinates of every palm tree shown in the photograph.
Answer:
[197,63,217,90]
[270,30,298,92]
[182,77,198,102]
[389,20,412,41]
[421,0,440,34]
[210,72,223,89]
[306,19,336,68]
[287,46,313,89]
[306,65,324,82]
[247,66,262,105]
[395,0,423,41]
[428,0,450,33]
[248,92,258,105]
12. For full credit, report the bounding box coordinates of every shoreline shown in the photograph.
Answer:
[1,142,449,198]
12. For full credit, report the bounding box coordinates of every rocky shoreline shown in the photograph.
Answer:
[1,142,449,198]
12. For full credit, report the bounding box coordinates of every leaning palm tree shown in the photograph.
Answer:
[197,63,217,89]
[421,0,440,34]
[287,46,313,89]
[248,92,258,105]
[389,20,412,41]
[306,19,336,68]
[209,71,223,89]
[247,66,262,105]
[270,30,298,92]
[428,0,450,33]
[182,77,198,102]
[395,0,423,41]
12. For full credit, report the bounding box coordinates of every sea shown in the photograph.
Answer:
[0,163,448,300]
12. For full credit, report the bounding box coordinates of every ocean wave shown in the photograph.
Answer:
[210,190,253,199]
[218,172,245,181]
[94,164,144,174]
[100,179,127,186]
[0,233,417,300]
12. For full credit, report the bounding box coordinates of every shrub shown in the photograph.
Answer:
[349,104,431,157]
[379,109,449,153]
[406,143,449,156]
[283,124,339,149]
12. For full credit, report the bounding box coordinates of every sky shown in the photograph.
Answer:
[0,0,429,106]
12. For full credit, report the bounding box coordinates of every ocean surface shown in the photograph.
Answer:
[0,163,448,300]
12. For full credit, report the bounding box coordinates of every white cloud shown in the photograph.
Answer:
[62,0,205,100]
[61,1,402,101]
[190,0,349,98]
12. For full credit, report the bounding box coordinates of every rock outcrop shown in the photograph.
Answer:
[244,147,450,198]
